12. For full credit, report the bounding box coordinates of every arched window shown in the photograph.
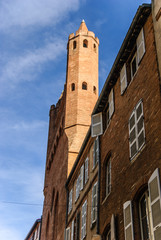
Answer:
[71,83,75,91]
[83,39,88,48]
[73,41,77,49]
[139,191,153,240]
[82,82,87,90]
[93,86,96,94]
[94,43,96,52]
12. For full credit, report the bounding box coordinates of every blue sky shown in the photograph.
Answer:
[0,0,151,239]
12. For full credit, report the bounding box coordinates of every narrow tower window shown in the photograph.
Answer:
[93,86,96,94]
[94,44,96,52]
[83,39,88,48]
[71,83,75,91]
[73,41,77,49]
[82,82,87,90]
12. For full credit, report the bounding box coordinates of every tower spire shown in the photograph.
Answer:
[78,19,88,33]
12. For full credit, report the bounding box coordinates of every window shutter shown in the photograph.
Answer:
[84,201,87,237]
[109,89,114,119]
[85,158,88,184]
[123,201,134,240]
[91,112,103,137]
[81,204,84,240]
[120,63,127,94]
[148,168,161,240]
[71,221,74,240]
[111,214,116,240]
[80,165,84,190]
[137,28,145,64]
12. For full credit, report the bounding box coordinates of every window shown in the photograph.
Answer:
[73,41,77,49]
[83,39,88,48]
[65,227,70,240]
[75,175,80,201]
[139,191,153,240]
[82,82,87,90]
[91,112,103,137]
[94,44,96,52]
[120,63,127,94]
[129,100,145,160]
[106,88,114,127]
[148,168,161,239]
[81,200,87,239]
[91,182,98,224]
[84,157,88,184]
[93,137,99,169]
[68,189,73,214]
[93,86,96,94]
[137,28,145,64]
[72,212,80,240]
[71,83,75,91]
[80,165,84,191]
[131,53,138,79]
[106,159,111,196]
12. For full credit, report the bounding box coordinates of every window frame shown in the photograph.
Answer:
[93,137,99,169]
[106,158,111,197]
[68,188,73,214]
[81,200,87,240]
[129,100,145,160]
[91,182,98,225]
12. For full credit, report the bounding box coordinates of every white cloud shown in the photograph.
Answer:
[0,38,66,89]
[0,0,80,30]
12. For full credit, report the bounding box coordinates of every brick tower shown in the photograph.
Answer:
[65,20,99,174]
[40,21,99,240]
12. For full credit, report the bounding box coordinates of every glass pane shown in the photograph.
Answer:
[130,128,136,143]
[129,114,135,129]
[125,225,132,240]
[136,103,142,119]
[137,116,144,134]
[131,142,137,158]
[92,114,101,124]
[93,124,101,136]
[132,57,137,77]
[138,131,145,149]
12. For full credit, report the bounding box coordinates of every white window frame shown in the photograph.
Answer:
[68,189,73,214]
[65,227,70,240]
[106,88,114,127]
[106,159,111,197]
[120,63,127,94]
[129,100,145,160]
[84,157,88,184]
[93,137,99,169]
[91,182,98,224]
[130,52,138,80]
[81,200,87,240]
[75,175,80,202]
[80,165,84,191]
[139,191,153,240]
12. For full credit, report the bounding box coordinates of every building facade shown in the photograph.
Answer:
[25,219,41,240]
[65,2,161,240]
[40,21,99,240]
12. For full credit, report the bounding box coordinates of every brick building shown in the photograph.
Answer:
[41,0,161,240]
[65,1,161,240]
[40,21,99,240]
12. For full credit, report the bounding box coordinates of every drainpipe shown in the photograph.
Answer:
[97,135,101,234]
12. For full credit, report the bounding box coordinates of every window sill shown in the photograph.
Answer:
[130,142,146,163]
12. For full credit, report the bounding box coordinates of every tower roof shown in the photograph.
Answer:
[78,19,88,33]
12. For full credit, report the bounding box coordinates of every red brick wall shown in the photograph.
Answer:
[99,14,161,239]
